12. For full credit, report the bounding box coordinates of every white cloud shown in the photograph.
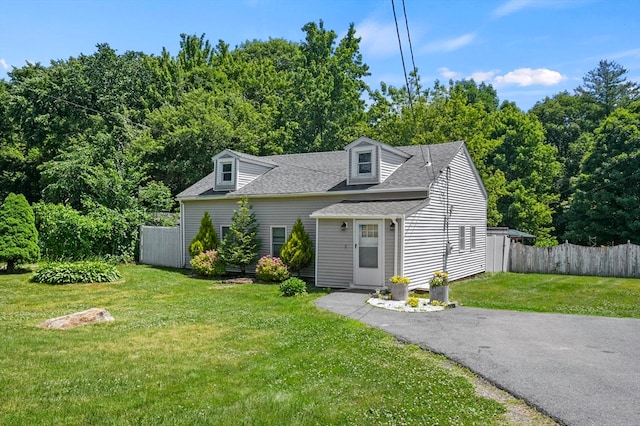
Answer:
[469,70,498,82]
[493,68,567,86]
[0,59,9,70]
[422,33,476,53]
[355,20,400,58]
[438,67,461,79]
[493,0,594,18]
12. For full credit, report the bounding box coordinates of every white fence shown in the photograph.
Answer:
[509,241,640,278]
[486,234,510,272]
[139,226,182,268]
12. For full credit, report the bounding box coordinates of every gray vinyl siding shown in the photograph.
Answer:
[183,195,344,276]
[380,149,406,183]
[315,219,353,287]
[237,161,271,190]
[403,147,487,287]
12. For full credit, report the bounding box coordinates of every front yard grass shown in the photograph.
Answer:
[1,265,514,425]
[451,272,640,318]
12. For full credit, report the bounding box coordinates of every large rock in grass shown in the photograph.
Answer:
[38,308,114,329]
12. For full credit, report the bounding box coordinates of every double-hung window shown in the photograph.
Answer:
[220,226,231,242]
[221,162,233,182]
[357,151,372,175]
[271,227,286,257]
[470,226,477,250]
[458,226,466,251]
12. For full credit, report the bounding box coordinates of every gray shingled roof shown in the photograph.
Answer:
[310,199,428,218]
[177,141,464,198]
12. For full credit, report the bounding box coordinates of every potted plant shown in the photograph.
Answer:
[429,270,449,304]
[389,275,410,301]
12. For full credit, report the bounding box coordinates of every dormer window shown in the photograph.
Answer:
[358,151,372,175]
[221,162,233,182]
[215,158,236,188]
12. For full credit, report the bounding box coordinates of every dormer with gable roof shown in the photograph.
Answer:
[344,136,411,186]
[212,150,276,192]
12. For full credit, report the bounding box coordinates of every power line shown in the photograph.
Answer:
[391,0,413,111]
[401,0,419,98]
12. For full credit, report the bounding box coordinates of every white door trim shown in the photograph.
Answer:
[353,219,384,287]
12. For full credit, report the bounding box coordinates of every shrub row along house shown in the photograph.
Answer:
[177,137,487,289]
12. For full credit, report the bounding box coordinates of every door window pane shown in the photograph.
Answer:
[359,224,378,268]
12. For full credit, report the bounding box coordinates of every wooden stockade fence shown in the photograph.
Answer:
[510,241,640,278]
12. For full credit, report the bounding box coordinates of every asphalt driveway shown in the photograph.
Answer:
[315,290,640,426]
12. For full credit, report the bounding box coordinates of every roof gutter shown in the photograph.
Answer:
[177,186,429,202]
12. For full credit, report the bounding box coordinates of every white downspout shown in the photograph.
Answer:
[391,217,399,278]
[179,200,185,268]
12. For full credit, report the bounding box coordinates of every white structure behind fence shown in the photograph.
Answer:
[510,241,640,278]
[139,226,182,268]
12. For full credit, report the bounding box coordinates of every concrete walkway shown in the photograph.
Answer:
[315,290,640,426]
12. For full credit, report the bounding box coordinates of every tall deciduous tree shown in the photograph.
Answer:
[280,218,314,277]
[219,198,260,275]
[564,103,640,244]
[0,193,40,271]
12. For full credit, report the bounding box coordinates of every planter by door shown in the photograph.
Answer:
[389,283,409,301]
[430,286,449,304]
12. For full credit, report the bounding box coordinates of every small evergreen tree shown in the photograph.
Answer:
[280,218,314,277]
[219,198,260,275]
[0,193,40,272]
[189,211,219,257]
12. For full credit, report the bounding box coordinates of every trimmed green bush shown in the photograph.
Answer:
[255,256,289,282]
[0,193,40,271]
[279,218,313,277]
[189,212,219,257]
[190,250,226,277]
[279,277,307,297]
[32,261,121,284]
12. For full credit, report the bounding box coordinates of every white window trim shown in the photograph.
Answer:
[350,146,377,179]
[270,226,287,257]
[216,159,236,186]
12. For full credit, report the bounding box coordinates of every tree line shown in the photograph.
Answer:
[1,20,638,255]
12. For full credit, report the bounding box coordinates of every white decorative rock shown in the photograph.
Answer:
[38,308,114,329]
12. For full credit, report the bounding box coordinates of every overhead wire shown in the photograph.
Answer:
[391,0,413,111]
[401,0,419,98]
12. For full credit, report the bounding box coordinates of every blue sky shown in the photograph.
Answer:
[1,0,638,110]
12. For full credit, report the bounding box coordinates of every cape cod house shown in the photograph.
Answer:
[176,137,487,289]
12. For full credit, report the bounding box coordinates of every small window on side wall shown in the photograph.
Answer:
[470,226,476,250]
[458,226,466,251]
[271,227,286,257]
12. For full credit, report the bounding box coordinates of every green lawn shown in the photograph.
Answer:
[1,265,513,425]
[451,272,640,318]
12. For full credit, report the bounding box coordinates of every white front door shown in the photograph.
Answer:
[354,220,383,286]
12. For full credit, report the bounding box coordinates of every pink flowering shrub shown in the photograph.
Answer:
[255,255,290,282]
[190,250,226,277]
